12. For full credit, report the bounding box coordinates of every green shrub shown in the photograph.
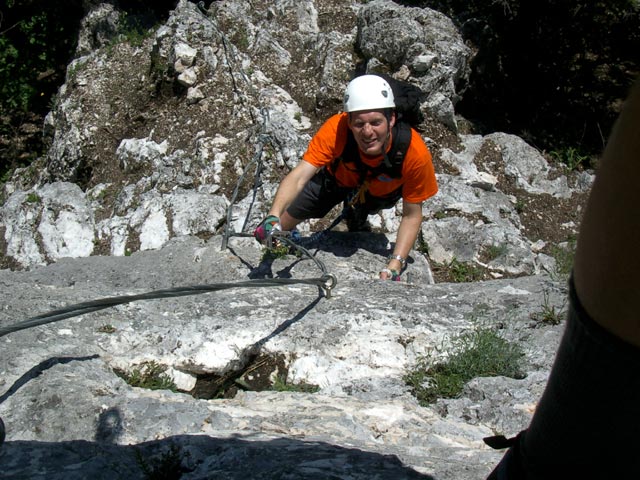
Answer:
[0,1,84,180]
[0,1,176,181]
[0,1,81,115]
[405,326,525,405]
[115,361,178,392]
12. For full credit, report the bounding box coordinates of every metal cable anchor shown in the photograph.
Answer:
[321,273,337,298]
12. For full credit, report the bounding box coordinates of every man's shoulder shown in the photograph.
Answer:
[323,111,349,130]
[312,112,349,143]
[400,126,432,170]
[406,126,431,156]
[304,112,350,165]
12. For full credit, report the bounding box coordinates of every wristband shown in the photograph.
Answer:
[387,254,407,268]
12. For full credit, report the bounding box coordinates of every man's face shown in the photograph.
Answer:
[348,109,395,156]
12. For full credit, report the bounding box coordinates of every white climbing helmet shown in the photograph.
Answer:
[343,74,395,113]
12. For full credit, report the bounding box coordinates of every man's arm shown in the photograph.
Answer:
[381,200,423,279]
[267,160,319,230]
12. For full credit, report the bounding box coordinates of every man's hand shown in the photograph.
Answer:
[380,268,401,281]
[254,215,281,244]
[380,254,405,281]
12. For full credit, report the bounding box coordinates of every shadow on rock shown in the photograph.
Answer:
[95,407,124,444]
[308,231,391,259]
[0,434,434,479]
[247,253,309,280]
[0,355,99,405]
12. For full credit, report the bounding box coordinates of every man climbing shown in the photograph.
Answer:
[254,74,438,281]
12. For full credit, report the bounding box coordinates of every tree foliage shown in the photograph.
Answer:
[0,0,85,115]
[0,0,87,176]
[0,0,177,178]
[397,0,640,157]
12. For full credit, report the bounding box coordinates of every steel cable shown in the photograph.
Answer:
[0,275,336,339]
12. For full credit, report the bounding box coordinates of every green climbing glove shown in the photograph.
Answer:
[254,215,281,244]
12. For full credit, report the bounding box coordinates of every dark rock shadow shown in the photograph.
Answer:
[228,229,417,280]
[189,297,324,399]
[251,297,322,349]
[95,407,124,444]
[246,254,310,280]
[0,434,435,479]
[0,355,99,405]
[226,245,258,274]
[302,230,390,259]
[305,231,416,269]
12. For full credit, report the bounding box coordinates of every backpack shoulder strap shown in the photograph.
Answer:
[329,128,363,176]
[380,121,412,178]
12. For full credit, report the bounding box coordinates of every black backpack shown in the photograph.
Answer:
[334,74,426,180]
[377,73,426,129]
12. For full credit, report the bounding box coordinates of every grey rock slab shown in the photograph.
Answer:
[0,236,568,479]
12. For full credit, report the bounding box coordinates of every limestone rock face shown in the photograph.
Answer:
[0,235,567,479]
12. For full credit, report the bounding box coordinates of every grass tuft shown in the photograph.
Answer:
[271,374,319,393]
[447,258,487,282]
[405,326,525,406]
[115,361,178,392]
[549,236,576,280]
[530,289,566,326]
[136,442,188,480]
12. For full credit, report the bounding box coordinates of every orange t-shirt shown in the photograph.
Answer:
[302,113,438,203]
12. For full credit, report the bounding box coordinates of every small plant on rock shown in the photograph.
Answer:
[405,326,525,406]
[447,258,487,282]
[115,361,178,392]
[484,243,508,262]
[530,289,566,326]
[25,192,40,203]
[416,232,429,255]
[271,374,319,393]
[550,146,590,171]
[261,243,290,261]
[549,236,576,280]
[98,324,117,334]
[136,442,189,480]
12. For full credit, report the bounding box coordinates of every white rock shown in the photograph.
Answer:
[174,42,198,71]
[177,67,199,87]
